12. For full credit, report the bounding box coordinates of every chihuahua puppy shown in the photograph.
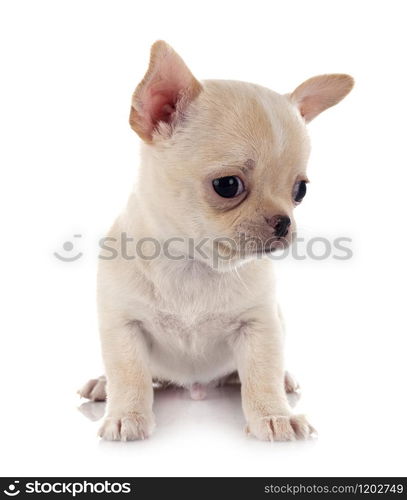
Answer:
[80,41,353,441]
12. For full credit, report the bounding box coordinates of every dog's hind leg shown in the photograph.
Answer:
[78,376,177,401]
[284,371,300,394]
[78,376,106,401]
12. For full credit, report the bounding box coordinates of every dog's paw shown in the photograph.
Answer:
[78,376,106,401]
[246,414,316,442]
[98,412,155,442]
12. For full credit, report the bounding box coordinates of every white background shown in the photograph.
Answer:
[0,0,406,477]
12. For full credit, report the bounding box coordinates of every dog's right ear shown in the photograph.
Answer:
[290,74,354,123]
[129,41,202,142]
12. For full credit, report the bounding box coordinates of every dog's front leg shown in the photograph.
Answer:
[98,321,155,441]
[234,308,314,441]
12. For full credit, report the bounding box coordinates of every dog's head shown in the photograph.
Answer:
[130,41,353,267]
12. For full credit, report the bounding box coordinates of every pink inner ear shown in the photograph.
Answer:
[136,80,180,138]
[147,85,179,125]
[298,95,328,122]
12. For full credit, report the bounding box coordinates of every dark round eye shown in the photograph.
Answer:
[212,176,244,198]
[293,180,307,203]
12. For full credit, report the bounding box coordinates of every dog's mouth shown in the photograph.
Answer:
[212,234,291,263]
[259,238,290,253]
[237,235,291,257]
[231,228,293,257]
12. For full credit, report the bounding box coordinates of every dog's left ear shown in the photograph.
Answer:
[290,74,354,123]
[130,41,202,142]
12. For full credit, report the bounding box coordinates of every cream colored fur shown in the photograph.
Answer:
[80,41,353,442]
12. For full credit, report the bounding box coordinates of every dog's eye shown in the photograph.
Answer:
[293,180,307,204]
[212,176,244,198]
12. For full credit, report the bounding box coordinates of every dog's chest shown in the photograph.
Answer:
[136,259,262,383]
[145,264,246,352]
[143,309,240,384]
[151,309,239,348]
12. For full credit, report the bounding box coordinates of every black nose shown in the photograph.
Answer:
[266,215,291,238]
